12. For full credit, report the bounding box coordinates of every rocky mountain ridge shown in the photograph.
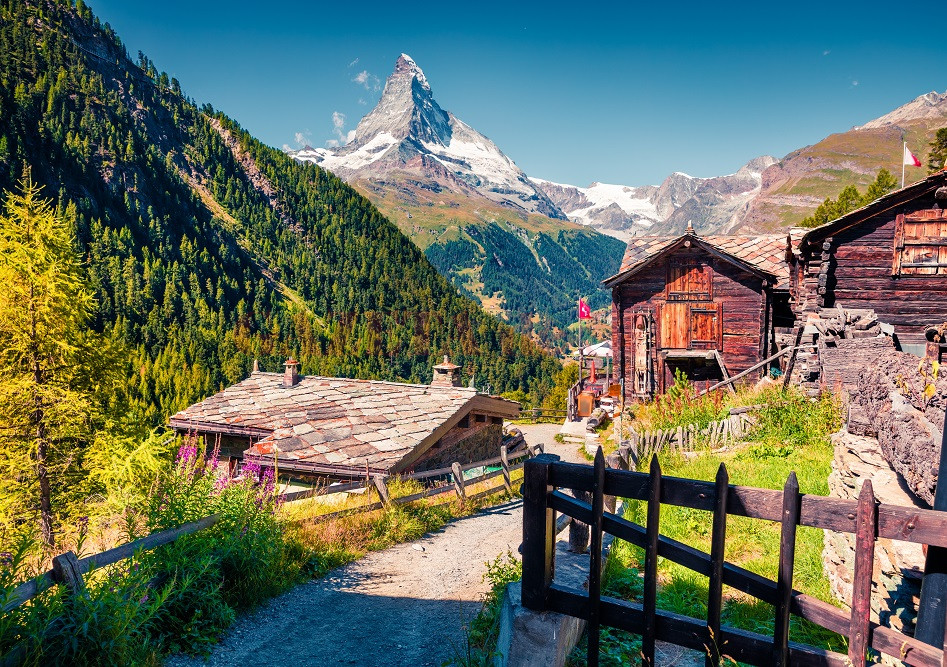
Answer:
[289,54,565,221]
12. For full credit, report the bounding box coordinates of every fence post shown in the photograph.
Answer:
[643,456,663,665]
[521,453,560,611]
[451,462,466,504]
[707,463,729,667]
[51,551,85,596]
[773,472,800,667]
[568,487,591,553]
[849,480,877,666]
[500,444,512,494]
[372,474,391,506]
[587,447,606,666]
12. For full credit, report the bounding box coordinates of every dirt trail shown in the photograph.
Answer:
[166,499,524,667]
[166,424,578,666]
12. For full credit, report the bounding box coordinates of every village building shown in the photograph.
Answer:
[604,170,947,401]
[169,357,519,480]
[789,169,947,356]
[604,225,793,400]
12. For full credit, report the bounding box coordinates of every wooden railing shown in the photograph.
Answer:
[522,450,947,667]
[517,408,568,423]
[3,441,540,616]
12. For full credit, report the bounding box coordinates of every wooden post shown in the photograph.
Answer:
[521,453,560,611]
[587,447,606,667]
[773,472,800,667]
[500,444,512,494]
[676,425,683,451]
[707,464,729,667]
[372,474,391,505]
[451,462,466,504]
[849,480,877,666]
[643,455,662,665]
[51,551,85,596]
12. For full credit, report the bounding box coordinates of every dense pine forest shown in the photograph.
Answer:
[0,0,563,535]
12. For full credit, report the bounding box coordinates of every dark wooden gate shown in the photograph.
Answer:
[521,451,947,666]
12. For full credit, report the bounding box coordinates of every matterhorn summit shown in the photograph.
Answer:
[289,54,565,219]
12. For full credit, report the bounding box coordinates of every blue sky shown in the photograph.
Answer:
[89,0,946,186]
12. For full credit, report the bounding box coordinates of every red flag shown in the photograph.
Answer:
[578,299,591,320]
[904,144,922,167]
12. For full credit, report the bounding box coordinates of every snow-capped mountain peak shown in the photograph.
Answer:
[288,54,565,220]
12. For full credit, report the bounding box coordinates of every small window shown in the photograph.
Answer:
[666,258,712,301]
[893,211,947,276]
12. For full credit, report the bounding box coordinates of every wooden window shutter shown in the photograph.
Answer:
[894,210,947,276]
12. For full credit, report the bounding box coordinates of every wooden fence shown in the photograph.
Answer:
[2,441,540,617]
[522,449,947,667]
[625,405,759,467]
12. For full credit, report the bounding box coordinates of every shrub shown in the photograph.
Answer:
[0,436,307,663]
[632,369,730,432]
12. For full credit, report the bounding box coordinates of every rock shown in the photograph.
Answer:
[824,430,925,637]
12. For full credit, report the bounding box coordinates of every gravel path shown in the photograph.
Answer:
[166,498,525,667]
[166,423,585,666]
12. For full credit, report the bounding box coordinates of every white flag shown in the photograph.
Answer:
[903,144,922,167]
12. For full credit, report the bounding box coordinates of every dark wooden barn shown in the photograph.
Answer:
[790,170,947,354]
[605,228,793,400]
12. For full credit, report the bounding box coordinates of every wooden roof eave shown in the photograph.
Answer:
[798,172,947,250]
[168,418,272,439]
[389,394,519,475]
[603,235,777,288]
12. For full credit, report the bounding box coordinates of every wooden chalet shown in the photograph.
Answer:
[604,226,793,400]
[169,357,519,480]
[789,169,947,353]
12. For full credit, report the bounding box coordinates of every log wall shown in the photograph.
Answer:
[794,196,947,346]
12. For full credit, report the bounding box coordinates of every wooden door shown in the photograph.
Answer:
[690,303,722,350]
[659,303,690,348]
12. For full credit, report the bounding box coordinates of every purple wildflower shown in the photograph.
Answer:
[242,460,261,482]
[0,552,12,568]
[140,594,149,603]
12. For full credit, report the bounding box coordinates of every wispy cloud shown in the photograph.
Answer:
[326,111,356,148]
[348,57,359,68]
[851,79,859,87]
[822,49,831,56]
[353,69,381,92]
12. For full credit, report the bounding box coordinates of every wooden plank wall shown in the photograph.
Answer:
[612,247,768,399]
[797,199,947,345]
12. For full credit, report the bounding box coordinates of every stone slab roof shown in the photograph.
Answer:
[169,372,518,474]
[613,233,790,289]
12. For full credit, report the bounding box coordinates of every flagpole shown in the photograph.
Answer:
[902,141,906,189]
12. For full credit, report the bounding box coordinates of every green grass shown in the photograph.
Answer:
[574,387,846,665]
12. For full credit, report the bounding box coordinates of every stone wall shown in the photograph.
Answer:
[411,421,503,471]
[823,430,926,637]
[848,347,946,505]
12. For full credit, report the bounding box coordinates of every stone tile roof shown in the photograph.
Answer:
[169,372,518,474]
[614,233,790,289]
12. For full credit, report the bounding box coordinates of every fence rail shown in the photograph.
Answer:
[3,440,539,617]
[522,450,947,667]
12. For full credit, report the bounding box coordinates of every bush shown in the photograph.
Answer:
[0,437,307,664]
[632,369,730,432]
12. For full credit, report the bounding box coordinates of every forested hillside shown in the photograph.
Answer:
[0,0,561,427]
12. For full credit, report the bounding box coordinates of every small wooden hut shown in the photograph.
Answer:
[605,227,792,400]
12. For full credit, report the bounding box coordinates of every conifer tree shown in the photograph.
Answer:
[0,173,115,547]
[928,128,947,174]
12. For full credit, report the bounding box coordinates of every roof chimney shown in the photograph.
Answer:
[432,355,461,387]
[252,359,260,373]
[686,221,695,235]
[283,358,300,387]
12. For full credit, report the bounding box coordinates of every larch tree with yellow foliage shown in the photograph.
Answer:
[0,173,116,548]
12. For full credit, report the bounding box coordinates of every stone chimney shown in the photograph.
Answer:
[283,358,300,387]
[252,359,260,373]
[432,355,461,387]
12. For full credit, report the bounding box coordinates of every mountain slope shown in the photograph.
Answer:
[534,91,947,239]
[288,55,624,341]
[533,156,777,239]
[736,91,947,231]
[0,0,561,421]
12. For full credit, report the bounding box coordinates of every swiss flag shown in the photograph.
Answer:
[578,298,592,320]
[904,144,922,167]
